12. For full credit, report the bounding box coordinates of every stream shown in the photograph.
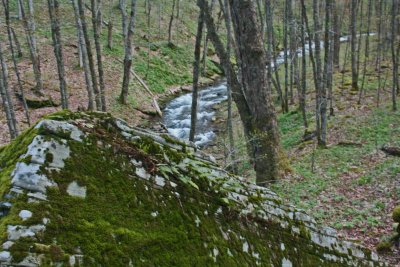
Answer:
[163,33,376,146]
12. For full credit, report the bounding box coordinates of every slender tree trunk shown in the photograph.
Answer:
[2,0,30,125]
[391,0,398,111]
[145,0,152,79]
[376,0,383,107]
[48,0,68,109]
[288,0,295,105]
[222,0,237,174]
[321,0,332,147]
[91,0,107,111]
[0,39,18,139]
[120,0,137,105]
[283,0,289,112]
[72,0,94,110]
[107,21,113,50]
[11,27,23,58]
[359,0,373,104]
[300,1,308,129]
[333,2,341,68]
[189,6,204,142]
[20,1,43,94]
[350,0,358,90]
[229,0,288,184]
[27,0,37,52]
[158,1,162,39]
[78,0,101,110]
[312,0,323,145]
[168,0,176,45]
[265,0,284,111]
[17,0,22,20]
[119,0,128,40]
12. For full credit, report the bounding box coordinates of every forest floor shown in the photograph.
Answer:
[205,63,400,265]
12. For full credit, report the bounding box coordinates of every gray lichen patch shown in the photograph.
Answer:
[35,119,85,142]
[66,181,87,198]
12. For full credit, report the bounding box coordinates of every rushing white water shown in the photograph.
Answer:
[163,33,376,146]
[163,82,228,146]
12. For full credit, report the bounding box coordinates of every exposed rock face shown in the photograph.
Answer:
[0,111,384,266]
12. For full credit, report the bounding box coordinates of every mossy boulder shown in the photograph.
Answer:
[392,206,400,223]
[0,111,385,266]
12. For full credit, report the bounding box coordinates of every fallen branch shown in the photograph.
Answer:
[116,58,162,117]
[381,146,400,157]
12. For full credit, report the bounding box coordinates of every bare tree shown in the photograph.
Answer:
[350,0,358,90]
[168,0,176,45]
[228,0,288,184]
[2,0,30,125]
[120,0,137,104]
[312,0,323,146]
[222,0,237,174]
[20,1,43,94]
[0,39,18,139]
[189,2,205,142]
[358,0,373,104]
[91,0,107,111]
[265,0,284,111]
[48,0,68,109]
[300,0,308,129]
[119,0,128,39]
[11,27,23,58]
[72,0,95,110]
[391,0,399,111]
[78,0,101,110]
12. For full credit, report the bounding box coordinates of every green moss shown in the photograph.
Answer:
[392,206,400,223]
[376,241,392,254]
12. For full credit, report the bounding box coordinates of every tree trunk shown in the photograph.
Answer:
[333,2,341,68]
[350,0,358,90]
[376,0,383,107]
[300,1,308,129]
[391,0,398,111]
[167,0,176,45]
[222,0,237,174]
[119,0,128,40]
[312,0,323,145]
[359,0,373,104]
[189,6,204,142]
[48,0,68,109]
[120,0,137,105]
[2,0,30,125]
[17,0,22,20]
[0,39,18,139]
[91,0,107,111]
[20,1,43,94]
[72,0,95,110]
[229,0,288,185]
[283,0,289,112]
[107,21,113,50]
[11,27,23,58]
[78,0,101,110]
[321,0,332,147]
[28,0,37,53]
[200,0,255,175]
[265,0,284,111]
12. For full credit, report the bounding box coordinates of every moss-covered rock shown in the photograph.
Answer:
[0,111,385,266]
[392,206,400,223]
